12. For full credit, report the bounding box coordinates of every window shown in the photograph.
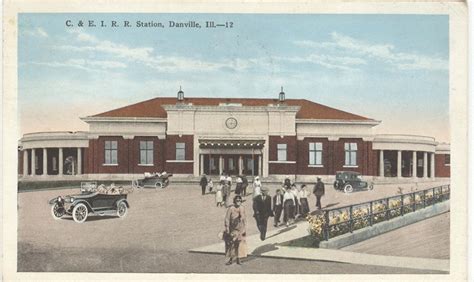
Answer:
[445,155,450,166]
[176,143,185,160]
[344,143,357,166]
[139,141,154,165]
[104,141,118,164]
[309,142,323,165]
[277,144,287,161]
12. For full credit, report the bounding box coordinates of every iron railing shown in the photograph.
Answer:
[322,184,450,241]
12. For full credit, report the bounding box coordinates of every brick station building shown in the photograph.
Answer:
[18,89,450,182]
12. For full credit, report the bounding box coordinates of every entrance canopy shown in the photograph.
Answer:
[199,139,265,149]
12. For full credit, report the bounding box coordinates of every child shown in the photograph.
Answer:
[215,182,223,207]
[207,179,214,193]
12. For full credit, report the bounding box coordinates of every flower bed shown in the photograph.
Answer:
[307,185,450,241]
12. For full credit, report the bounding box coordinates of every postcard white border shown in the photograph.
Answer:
[3,1,468,281]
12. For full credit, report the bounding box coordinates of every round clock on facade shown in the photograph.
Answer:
[225,117,238,129]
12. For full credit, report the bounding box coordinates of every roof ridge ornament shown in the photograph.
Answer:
[177,86,184,102]
[279,86,285,102]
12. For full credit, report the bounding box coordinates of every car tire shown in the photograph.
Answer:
[155,182,163,190]
[51,203,65,220]
[344,184,354,193]
[72,203,88,223]
[333,181,338,189]
[368,183,374,191]
[117,201,128,218]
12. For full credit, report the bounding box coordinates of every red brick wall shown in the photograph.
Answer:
[268,136,297,175]
[130,137,164,173]
[296,138,330,175]
[332,138,375,175]
[435,154,450,177]
[18,150,23,175]
[88,137,130,174]
[164,135,194,174]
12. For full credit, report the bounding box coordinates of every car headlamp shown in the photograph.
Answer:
[70,197,74,203]
[57,196,63,202]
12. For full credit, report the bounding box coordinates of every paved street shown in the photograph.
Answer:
[18,180,449,274]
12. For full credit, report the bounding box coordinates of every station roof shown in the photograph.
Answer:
[91,97,374,121]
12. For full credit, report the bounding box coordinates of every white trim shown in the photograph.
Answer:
[308,165,324,168]
[138,164,155,167]
[296,119,380,126]
[166,160,194,163]
[81,117,168,123]
[343,165,359,168]
[102,164,118,166]
[268,160,296,164]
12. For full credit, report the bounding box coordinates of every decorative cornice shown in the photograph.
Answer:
[81,117,167,123]
[296,119,380,126]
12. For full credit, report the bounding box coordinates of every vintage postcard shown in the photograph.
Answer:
[2,0,469,281]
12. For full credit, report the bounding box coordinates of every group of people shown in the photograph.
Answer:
[199,173,251,207]
[219,174,326,266]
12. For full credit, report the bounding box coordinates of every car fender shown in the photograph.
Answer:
[116,199,130,208]
[72,200,93,212]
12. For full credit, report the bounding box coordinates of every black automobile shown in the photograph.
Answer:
[49,185,130,223]
[333,171,374,193]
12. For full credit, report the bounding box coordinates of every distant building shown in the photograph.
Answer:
[18,88,450,181]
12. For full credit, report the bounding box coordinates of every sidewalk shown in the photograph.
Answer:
[189,219,449,272]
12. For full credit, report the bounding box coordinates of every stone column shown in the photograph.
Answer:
[423,152,428,178]
[200,154,204,175]
[239,156,243,175]
[258,155,262,177]
[397,150,402,178]
[31,148,36,176]
[379,150,384,177]
[412,151,417,178]
[77,148,82,175]
[431,153,435,179]
[219,155,223,175]
[43,148,48,176]
[58,148,63,175]
[23,150,28,176]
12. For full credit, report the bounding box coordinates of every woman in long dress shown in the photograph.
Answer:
[283,187,295,226]
[215,183,223,207]
[298,184,310,216]
[224,195,247,265]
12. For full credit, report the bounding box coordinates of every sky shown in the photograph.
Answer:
[18,13,449,142]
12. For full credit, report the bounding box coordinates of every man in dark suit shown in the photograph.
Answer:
[272,189,284,227]
[253,187,274,240]
[313,177,325,209]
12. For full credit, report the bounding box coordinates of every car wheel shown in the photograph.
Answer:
[333,181,338,189]
[72,203,88,223]
[344,184,354,193]
[117,201,128,218]
[51,203,65,220]
[368,183,374,191]
[155,182,163,190]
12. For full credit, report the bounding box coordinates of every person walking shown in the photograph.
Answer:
[207,178,214,193]
[252,187,274,241]
[215,183,223,207]
[283,187,296,226]
[235,175,243,195]
[291,184,300,218]
[200,174,208,195]
[298,184,310,216]
[241,174,249,196]
[272,189,284,227]
[313,177,325,209]
[223,183,232,207]
[224,195,247,265]
[253,176,262,198]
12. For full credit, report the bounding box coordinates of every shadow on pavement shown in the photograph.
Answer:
[251,243,278,255]
[62,216,118,222]
[265,224,297,240]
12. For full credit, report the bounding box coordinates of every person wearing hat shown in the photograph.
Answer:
[224,195,248,265]
[272,189,284,227]
[199,174,208,196]
[313,177,325,209]
[283,175,292,190]
[252,186,274,240]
